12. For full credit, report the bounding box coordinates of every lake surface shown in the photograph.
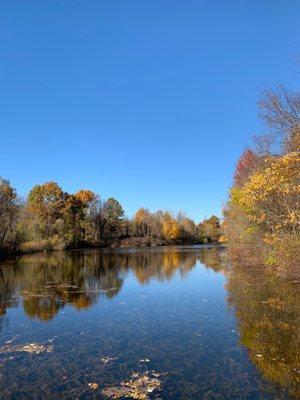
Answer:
[0,246,298,399]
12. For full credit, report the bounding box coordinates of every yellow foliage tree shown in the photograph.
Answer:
[162,212,180,241]
[75,190,95,205]
[134,208,152,237]
[134,208,149,225]
[233,152,300,240]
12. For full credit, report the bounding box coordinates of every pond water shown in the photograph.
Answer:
[0,246,298,399]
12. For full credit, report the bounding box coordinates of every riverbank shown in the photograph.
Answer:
[0,238,223,261]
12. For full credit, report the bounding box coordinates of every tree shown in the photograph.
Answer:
[74,189,95,206]
[98,198,125,243]
[27,182,64,239]
[198,215,221,243]
[162,212,180,241]
[177,212,197,243]
[0,178,18,251]
[60,194,85,244]
[233,152,300,240]
[225,77,300,269]
[102,198,124,221]
[256,85,300,153]
[134,208,151,237]
[73,190,97,242]
[234,149,260,187]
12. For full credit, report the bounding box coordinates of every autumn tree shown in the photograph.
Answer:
[225,79,300,269]
[75,190,95,205]
[148,210,164,240]
[74,190,97,242]
[177,212,197,243]
[162,212,180,242]
[198,215,221,243]
[59,194,86,244]
[98,198,125,243]
[234,149,260,187]
[26,182,64,239]
[0,178,215,253]
[232,152,300,240]
[0,178,19,252]
[134,208,151,237]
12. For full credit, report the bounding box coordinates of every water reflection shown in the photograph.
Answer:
[0,246,298,399]
[0,251,123,321]
[226,259,300,398]
[0,247,224,322]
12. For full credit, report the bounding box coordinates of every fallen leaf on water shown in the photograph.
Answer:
[101,356,118,364]
[88,383,99,390]
[0,342,53,355]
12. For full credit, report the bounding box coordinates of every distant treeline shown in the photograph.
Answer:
[224,83,300,271]
[0,179,222,257]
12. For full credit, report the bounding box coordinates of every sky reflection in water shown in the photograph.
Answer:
[0,246,298,399]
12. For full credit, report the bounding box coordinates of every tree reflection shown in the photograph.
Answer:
[226,258,299,398]
[197,246,226,272]
[0,247,207,321]
[1,246,296,396]
[0,251,124,321]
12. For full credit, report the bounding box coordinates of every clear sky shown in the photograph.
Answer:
[0,1,299,221]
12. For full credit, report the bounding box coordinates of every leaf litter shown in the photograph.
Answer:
[102,370,162,399]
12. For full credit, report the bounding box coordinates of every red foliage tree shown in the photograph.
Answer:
[233,149,259,187]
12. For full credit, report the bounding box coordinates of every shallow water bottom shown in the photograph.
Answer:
[0,247,298,399]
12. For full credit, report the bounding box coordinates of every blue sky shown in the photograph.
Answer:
[0,1,299,221]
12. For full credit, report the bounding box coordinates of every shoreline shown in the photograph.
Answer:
[0,242,225,262]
